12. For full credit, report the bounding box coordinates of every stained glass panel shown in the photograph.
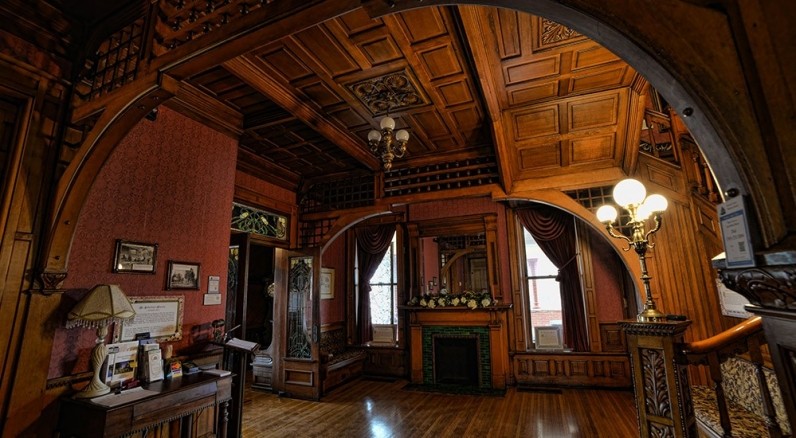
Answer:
[286,256,312,359]
[231,202,288,240]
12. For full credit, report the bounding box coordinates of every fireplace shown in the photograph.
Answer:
[422,325,491,388]
[433,335,480,386]
[404,305,511,390]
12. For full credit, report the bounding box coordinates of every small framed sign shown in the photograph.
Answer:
[534,326,564,350]
[119,296,184,342]
[718,196,755,268]
[320,268,334,299]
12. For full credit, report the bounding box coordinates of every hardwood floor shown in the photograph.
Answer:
[241,379,638,437]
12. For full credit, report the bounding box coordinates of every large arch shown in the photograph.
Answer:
[44,0,782,277]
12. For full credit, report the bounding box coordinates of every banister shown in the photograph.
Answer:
[681,316,762,355]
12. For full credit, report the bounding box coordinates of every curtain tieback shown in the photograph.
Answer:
[555,253,580,281]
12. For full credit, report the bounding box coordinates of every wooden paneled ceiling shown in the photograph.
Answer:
[180,5,646,192]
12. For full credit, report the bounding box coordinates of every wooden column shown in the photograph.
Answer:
[621,321,696,437]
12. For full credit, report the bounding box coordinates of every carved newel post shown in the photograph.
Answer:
[620,321,697,437]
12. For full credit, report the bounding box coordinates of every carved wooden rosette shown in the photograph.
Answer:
[620,320,696,438]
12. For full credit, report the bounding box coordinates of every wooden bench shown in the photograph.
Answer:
[320,322,366,394]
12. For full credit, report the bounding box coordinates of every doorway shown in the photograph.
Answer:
[225,233,277,437]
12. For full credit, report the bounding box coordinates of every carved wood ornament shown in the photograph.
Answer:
[347,70,428,116]
[718,265,796,310]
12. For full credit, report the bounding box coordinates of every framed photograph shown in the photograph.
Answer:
[113,240,157,274]
[166,261,200,290]
[534,326,564,350]
[119,296,184,342]
[320,267,334,299]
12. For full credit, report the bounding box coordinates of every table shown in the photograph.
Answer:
[58,373,232,438]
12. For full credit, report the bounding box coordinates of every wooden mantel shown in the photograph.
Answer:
[401,305,512,389]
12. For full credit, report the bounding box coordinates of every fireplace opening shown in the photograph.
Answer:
[433,335,479,386]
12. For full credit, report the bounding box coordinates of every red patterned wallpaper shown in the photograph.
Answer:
[235,171,296,206]
[49,107,237,379]
[320,236,346,324]
[588,227,625,322]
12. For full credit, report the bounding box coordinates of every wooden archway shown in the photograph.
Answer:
[43,0,785,279]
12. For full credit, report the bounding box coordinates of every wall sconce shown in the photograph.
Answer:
[368,115,409,171]
[66,284,136,398]
[596,178,668,322]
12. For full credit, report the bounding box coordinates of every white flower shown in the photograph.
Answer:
[420,298,428,307]
[451,297,460,306]
[428,299,437,309]
[467,299,478,309]
[481,297,491,307]
[438,299,446,307]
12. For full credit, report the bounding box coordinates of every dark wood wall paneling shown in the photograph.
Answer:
[0,57,68,436]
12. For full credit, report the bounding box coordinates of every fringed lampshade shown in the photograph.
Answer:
[67,284,135,329]
[67,284,136,398]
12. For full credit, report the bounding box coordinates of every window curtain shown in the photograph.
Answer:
[355,224,395,344]
[516,205,589,351]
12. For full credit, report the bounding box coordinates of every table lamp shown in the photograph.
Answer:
[66,284,136,398]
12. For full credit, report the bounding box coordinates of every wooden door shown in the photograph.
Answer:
[225,233,250,438]
[273,247,321,400]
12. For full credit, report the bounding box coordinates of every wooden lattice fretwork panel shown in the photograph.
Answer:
[299,174,375,214]
[383,156,499,197]
[76,17,146,102]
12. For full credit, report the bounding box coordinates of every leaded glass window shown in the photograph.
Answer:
[231,202,288,240]
[286,256,312,359]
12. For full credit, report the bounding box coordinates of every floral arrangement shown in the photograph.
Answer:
[406,291,496,309]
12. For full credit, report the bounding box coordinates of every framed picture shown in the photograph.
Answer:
[113,240,157,274]
[534,326,564,350]
[119,296,184,341]
[166,261,200,290]
[320,267,334,299]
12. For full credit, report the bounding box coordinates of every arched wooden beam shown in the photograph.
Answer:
[494,189,646,304]
[42,73,180,275]
[362,0,782,247]
[319,208,396,253]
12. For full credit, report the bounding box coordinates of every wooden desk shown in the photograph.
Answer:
[58,373,232,438]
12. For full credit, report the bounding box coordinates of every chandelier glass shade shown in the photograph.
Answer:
[368,116,409,171]
[597,178,669,322]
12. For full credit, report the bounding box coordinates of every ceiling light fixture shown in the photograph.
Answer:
[368,115,409,172]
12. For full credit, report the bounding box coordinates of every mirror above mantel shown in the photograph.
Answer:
[408,214,502,299]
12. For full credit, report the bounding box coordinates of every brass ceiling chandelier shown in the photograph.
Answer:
[368,116,409,172]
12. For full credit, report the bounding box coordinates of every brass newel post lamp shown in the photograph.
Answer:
[596,178,669,322]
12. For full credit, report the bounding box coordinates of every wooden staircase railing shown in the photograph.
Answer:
[680,316,783,438]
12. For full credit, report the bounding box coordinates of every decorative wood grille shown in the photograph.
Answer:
[565,186,632,237]
[299,174,375,214]
[300,218,334,248]
[77,18,146,102]
[384,156,499,197]
[154,0,275,55]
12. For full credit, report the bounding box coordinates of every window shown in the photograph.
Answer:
[369,232,398,342]
[523,228,563,346]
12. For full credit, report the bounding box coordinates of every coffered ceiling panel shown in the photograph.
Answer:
[180,5,645,191]
[460,5,643,190]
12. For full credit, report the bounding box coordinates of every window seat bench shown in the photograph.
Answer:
[320,322,365,394]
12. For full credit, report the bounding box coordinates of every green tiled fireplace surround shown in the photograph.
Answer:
[422,326,491,389]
